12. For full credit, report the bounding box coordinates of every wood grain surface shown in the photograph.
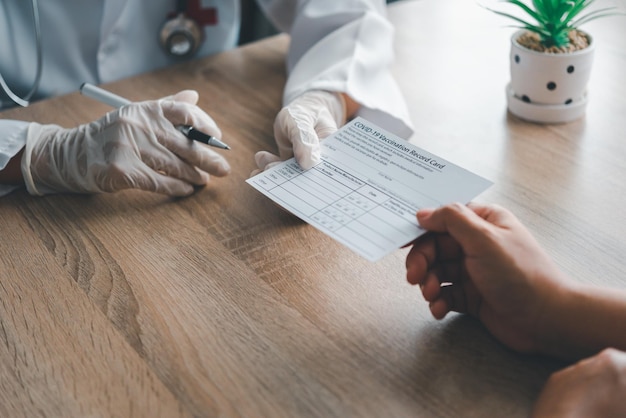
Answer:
[1,0,625,417]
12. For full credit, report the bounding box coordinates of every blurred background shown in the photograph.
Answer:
[239,0,406,45]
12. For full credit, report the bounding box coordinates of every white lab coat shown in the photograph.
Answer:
[0,0,413,196]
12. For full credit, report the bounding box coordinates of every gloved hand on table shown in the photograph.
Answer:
[21,90,230,196]
[252,90,346,176]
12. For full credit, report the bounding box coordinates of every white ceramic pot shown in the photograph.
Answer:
[506,29,595,123]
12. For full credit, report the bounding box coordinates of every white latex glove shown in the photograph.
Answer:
[21,90,230,196]
[253,90,345,175]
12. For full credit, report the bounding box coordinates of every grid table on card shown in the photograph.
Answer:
[251,159,421,261]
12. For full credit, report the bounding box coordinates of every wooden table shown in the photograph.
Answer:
[2,0,625,416]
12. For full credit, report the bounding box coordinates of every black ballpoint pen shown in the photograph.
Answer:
[80,82,230,150]
[177,125,230,150]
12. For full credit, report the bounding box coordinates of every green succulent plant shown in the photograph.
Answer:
[483,0,623,48]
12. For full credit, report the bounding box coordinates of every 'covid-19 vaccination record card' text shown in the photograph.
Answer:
[247,117,492,262]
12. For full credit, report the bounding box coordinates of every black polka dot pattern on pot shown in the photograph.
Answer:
[511,57,584,104]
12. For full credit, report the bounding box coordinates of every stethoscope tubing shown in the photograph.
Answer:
[0,0,43,107]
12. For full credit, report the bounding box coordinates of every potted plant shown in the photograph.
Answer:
[482,0,624,123]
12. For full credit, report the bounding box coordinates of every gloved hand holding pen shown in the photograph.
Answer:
[252,90,350,175]
[21,90,230,196]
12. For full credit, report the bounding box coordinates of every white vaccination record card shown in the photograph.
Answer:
[247,117,492,262]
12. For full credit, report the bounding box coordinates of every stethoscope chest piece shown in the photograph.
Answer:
[159,13,203,58]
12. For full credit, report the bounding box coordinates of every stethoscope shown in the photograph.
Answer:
[0,0,207,108]
[0,0,42,107]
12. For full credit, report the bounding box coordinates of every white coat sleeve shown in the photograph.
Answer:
[255,0,414,139]
[0,120,29,196]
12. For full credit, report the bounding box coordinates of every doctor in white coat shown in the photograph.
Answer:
[0,0,413,197]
